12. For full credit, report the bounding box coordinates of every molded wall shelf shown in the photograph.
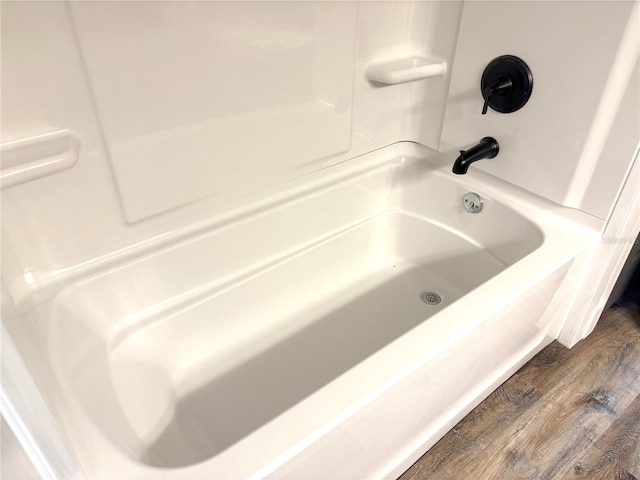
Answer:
[366,56,447,84]
[0,130,80,190]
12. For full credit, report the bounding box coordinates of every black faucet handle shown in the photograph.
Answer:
[481,76,513,115]
[482,93,491,115]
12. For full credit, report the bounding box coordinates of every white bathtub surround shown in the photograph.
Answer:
[13,143,599,479]
[1,1,638,479]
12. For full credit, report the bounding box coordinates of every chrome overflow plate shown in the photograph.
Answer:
[463,192,483,213]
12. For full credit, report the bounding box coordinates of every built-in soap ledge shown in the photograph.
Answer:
[366,55,447,85]
[1,130,80,190]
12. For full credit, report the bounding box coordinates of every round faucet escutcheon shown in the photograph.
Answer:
[480,55,533,115]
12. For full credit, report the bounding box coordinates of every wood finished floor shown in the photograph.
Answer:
[398,301,640,480]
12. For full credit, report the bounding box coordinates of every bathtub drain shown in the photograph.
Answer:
[420,291,442,305]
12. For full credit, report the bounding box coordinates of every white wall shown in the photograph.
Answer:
[441,0,639,220]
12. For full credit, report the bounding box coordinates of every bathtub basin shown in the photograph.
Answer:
[44,142,600,479]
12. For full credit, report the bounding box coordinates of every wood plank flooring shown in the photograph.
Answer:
[398,301,640,480]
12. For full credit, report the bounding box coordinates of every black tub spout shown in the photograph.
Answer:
[452,137,499,174]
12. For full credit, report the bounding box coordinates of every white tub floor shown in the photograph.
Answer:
[106,212,507,467]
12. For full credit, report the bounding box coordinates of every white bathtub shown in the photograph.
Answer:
[31,143,599,479]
